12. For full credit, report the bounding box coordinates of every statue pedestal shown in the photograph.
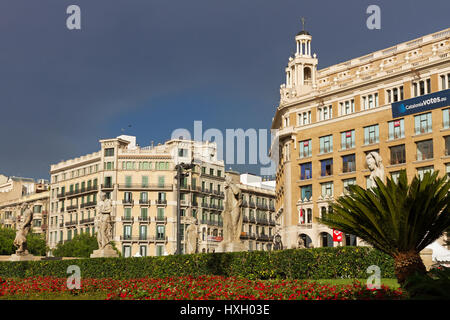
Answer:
[90,246,119,258]
[216,241,247,253]
[10,253,37,261]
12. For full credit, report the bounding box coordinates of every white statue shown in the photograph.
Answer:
[95,192,113,250]
[185,218,198,254]
[13,204,33,255]
[366,151,385,188]
[222,176,243,243]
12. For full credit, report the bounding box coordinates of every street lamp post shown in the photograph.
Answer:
[175,162,194,255]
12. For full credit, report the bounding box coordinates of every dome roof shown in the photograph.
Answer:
[296,30,311,36]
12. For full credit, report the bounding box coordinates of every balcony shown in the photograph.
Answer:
[138,216,150,223]
[249,201,256,208]
[66,205,78,211]
[80,218,95,224]
[139,199,150,205]
[101,184,113,189]
[242,200,248,207]
[200,219,208,225]
[180,184,190,191]
[118,184,173,191]
[240,232,249,240]
[269,205,275,211]
[256,203,268,210]
[201,203,209,208]
[122,216,134,222]
[156,199,167,206]
[243,215,249,223]
[269,219,276,226]
[257,234,270,241]
[155,216,167,223]
[256,218,269,225]
[59,223,64,228]
[249,216,256,223]
[65,221,78,227]
[249,233,256,240]
[80,201,97,208]
[57,192,66,199]
[122,198,134,205]
[66,185,98,197]
[151,236,168,243]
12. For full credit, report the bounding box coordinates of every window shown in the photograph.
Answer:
[299,140,312,158]
[298,111,311,126]
[386,86,404,103]
[446,164,450,180]
[156,245,164,256]
[388,119,405,140]
[123,245,131,258]
[343,178,356,194]
[414,112,432,134]
[390,145,406,165]
[342,154,356,173]
[412,79,431,97]
[139,245,147,257]
[125,176,132,187]
[156,225,165,240]
[364,124,379,145]
[362,93,379,110]
[178,148,188,157]
[416,139,433,161]
[440,73,450,90]
[158,176,165,187]
[390,171,401,184]
[443,109,450,129]
[319,135,333,154]
[341,130,355,150]
[104,148,114,157]
[299,208,312,224]
[157,208,165,219]
[300,163,312,180]
[321,182,333,197]
[300,185,312,201]
[123,225,132,239]
[139,225,147,240]
[417,166,434,180]
[124,208,132,219]
[339,99,355,116]
[124,192,132,203]
[320,158,333,176]
[445,136,450,156]
[318,105,332,121]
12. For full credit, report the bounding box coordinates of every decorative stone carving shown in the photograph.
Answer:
[366,151,385,188]
[297,235,306,249]
[90,192,118,258]
[273,233,283,250]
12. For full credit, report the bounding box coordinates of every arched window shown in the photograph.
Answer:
[304,67,312,81]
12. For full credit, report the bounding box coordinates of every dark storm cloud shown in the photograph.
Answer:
[0,0,449,178]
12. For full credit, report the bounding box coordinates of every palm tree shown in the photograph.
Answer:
[318,170,450,286]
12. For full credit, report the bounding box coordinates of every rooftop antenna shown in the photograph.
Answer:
[301,17,305,31]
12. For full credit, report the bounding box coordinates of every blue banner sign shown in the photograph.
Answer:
[391,89,450,118]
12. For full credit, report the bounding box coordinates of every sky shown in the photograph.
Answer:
[0,0,449,180]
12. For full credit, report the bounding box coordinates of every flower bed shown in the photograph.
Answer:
[0,276,405,300]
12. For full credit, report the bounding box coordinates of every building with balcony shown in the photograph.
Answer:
[0,177,49,237]
[225,172,277,252]
[48,135,226,257]
[272,26,450,249]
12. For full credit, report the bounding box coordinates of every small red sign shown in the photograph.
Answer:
[333,229,343,242]
[304,141,309,147]
[346,131,352,138]
[394,120,400,127]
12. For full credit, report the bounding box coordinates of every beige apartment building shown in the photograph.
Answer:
[227,172,277,251]
[48,135,228,257]
[272,27,450,249]
[0,176,49,237]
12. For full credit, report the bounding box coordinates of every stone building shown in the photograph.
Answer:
[271,26,450,249]
[0,176,49,237]
[48,135,226,257]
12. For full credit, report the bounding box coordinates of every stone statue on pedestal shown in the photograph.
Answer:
[297,235,306,249]
[366,151,385,188]
[10,204,36,261]
[217,176,246,252]
[90,192,118,258]
[13,204,33,255]
[185,217,198,254]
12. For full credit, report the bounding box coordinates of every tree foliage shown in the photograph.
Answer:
[0,227,47,255]
[52,233,98,258]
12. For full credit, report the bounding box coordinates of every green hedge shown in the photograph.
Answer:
[0,247,395,279]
